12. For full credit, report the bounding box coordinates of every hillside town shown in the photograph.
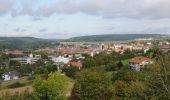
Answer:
[0,39,169,81]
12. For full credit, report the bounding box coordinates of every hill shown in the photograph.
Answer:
[0,37,57,49]
[66,34,165,42]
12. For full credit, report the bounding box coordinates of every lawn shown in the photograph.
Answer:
[122,59,129,67]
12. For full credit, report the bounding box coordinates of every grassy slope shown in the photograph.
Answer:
[0,37,52,49]
[0,75,74,97]
[0,77,32,96]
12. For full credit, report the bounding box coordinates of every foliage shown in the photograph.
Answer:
[7,82,25,89]
[111,53,170,99]
[117,61,124,69]
[33,72,70,100]
[75,69,114,100]
[82,56,96,68]
[47,72,69,100]
[82,51,134,70]
[39,51,48,59]
[143,54,170,99]
[62,66,80,78]
[33,76,48,100]
[9,60,21,66]
[105,61,116,71]
[0,37,56,49]
[145,45,164,61]
[66,34,164,42]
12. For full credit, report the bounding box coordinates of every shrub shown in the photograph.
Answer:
[7,82,25,88]
[27,76,35,80]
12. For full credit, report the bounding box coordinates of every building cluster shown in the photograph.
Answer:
[10,53,41,65]
[35,43,102,56]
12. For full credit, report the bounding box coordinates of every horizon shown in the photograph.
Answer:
[0,0,170,38]
[0,33,166,39]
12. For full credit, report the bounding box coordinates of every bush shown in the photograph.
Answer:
[27,76,35,80]
[62,66,79,78]
[7,82,25,88]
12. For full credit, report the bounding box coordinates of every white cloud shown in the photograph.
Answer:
[0,0,170,19]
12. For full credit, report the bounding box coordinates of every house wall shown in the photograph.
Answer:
[129,63,140,71]
[2,75,19,81]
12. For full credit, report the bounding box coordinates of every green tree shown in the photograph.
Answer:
[33,76,48,100]
[146,45,164,61]
[82,56,96,68]
[62,66,79,78]
[75,69,114,100]
[94,52,113,66]
[143,54,170,99]
[33,72,70,100]
[47,72,70,100]
[39,51,48,59]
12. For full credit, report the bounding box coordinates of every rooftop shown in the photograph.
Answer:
[129,56,150,64]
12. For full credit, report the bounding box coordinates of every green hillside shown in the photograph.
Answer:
[0,37,56,49]
[66,34,165,42]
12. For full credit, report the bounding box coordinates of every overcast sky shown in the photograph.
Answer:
[0,0,170,39]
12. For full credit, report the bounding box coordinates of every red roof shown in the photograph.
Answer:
[161,44,170,49]
[67,61,82,68]
[129,56,150,64]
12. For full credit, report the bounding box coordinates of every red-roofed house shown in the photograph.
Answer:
[160,44,170,52]
[129,56,151,71]
[67,61,82,70]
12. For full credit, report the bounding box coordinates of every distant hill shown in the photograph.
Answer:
[0,37,58,49]
[66,34,166,42]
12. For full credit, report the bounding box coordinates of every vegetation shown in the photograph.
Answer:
[62,66,80,78]
[75,69,114,100]
[82,51,134,72]
[0,37,59,49]
[7,82,25,89]
[33,72,71,100]
[0,45,170,99]
[66,34,164,42]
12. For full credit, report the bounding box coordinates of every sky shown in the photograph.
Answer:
[0,0,170,39]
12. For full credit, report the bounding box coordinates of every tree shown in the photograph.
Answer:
[47,72,70,100]
[143,54,170,99]
[33,76,48,100]
[94,52,113,66]
[75,69,114,100]
[33,72,70,100]
[117,61,124,69]
[82,56,96,68]
[39,51,48,59]
[62,66,79,78]
[145,45,164,61]
[105,61,116,71]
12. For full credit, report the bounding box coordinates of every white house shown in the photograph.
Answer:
[2,71,20,81]
[129,56,151,71]
[51,56,71,64]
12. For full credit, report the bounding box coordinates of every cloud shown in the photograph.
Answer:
[0,0,14,15]
[15,28,20,32]
[15,28,26,32]
[32,17,42,21]
[39,28,48,32]
[0,0,170,19]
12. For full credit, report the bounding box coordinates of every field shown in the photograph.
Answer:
[0,77,33,96]
[0,75,74,97]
